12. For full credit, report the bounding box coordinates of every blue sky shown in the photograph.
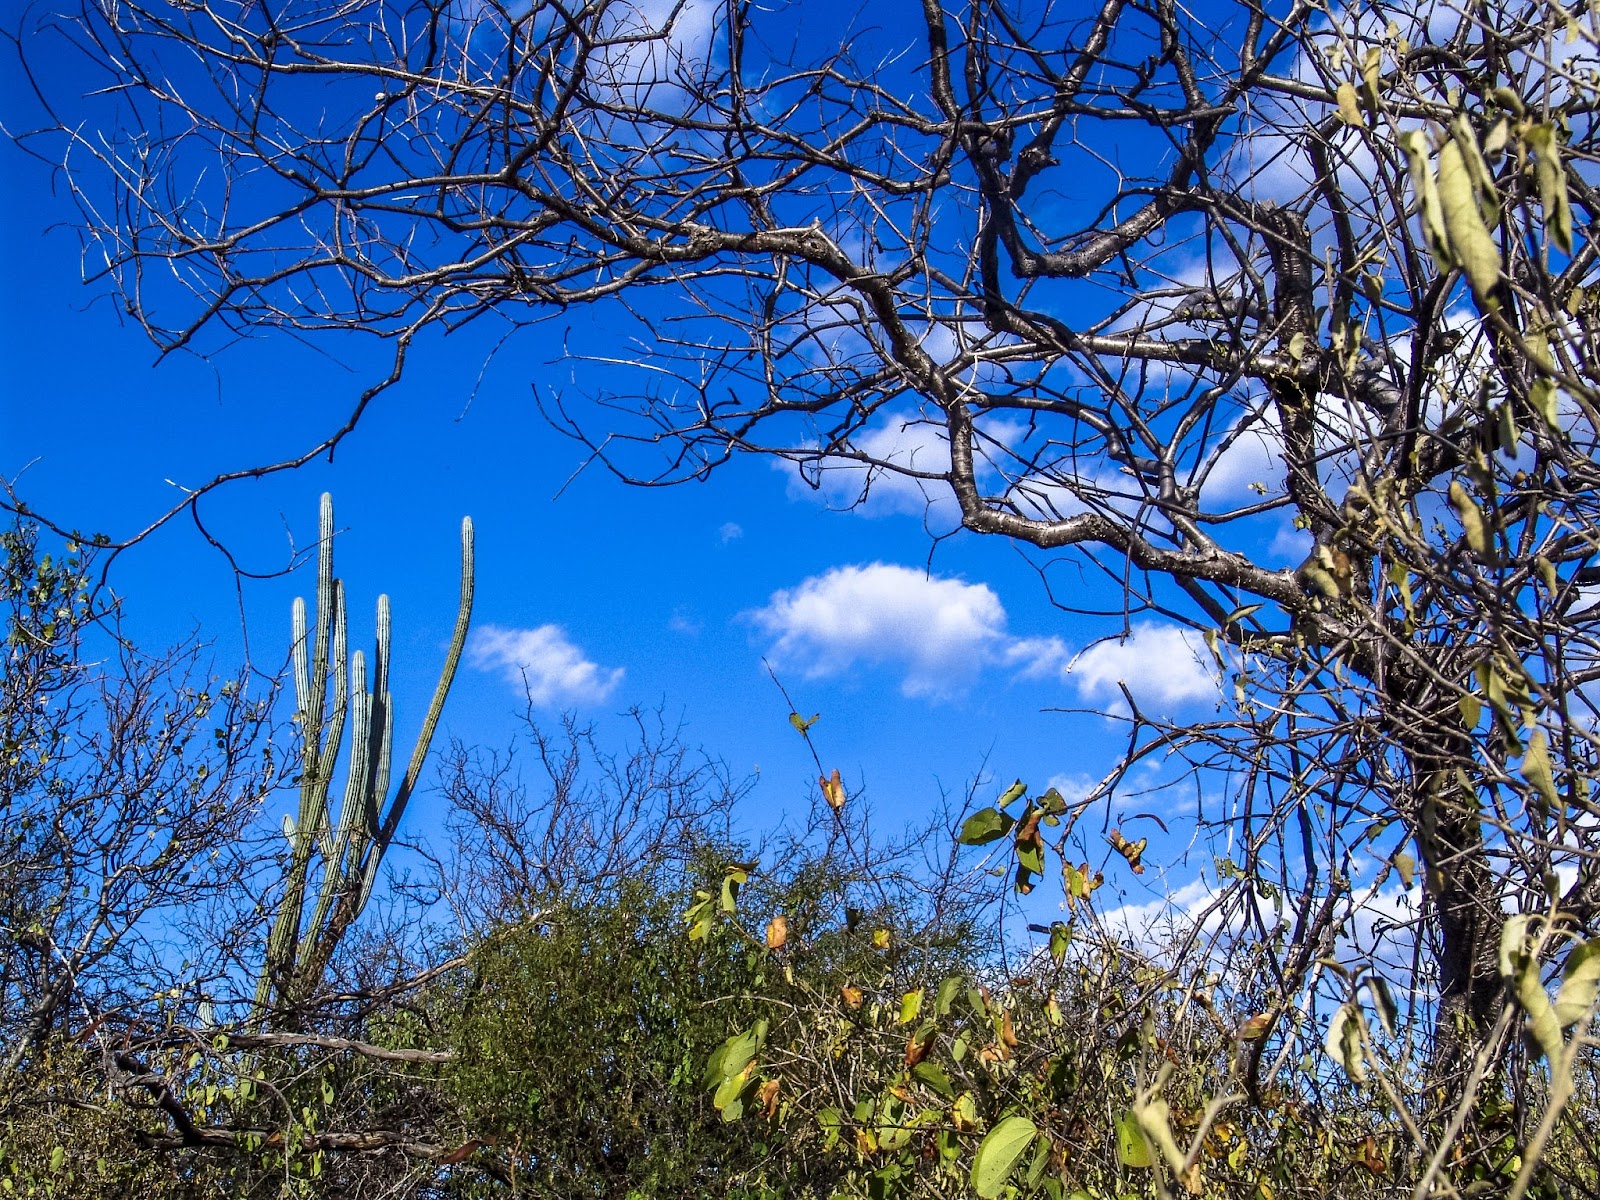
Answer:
[0,6,1246,929]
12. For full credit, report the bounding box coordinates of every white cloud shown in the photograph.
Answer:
[468,623,624,707]
[751,567,1223,710]
[750,563,1009,699]
[719,522,744,543]
[1067,623,1219,712]
[787,411,1029,527]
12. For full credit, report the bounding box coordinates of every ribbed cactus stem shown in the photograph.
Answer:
[255,499,475,1020]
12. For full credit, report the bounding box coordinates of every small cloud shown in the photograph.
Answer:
[719,521,744,543]
[750,563,1008,699]
[468,623,623,707]
[1001,635,1072,681]
[1067,623,1219,712]
[668,607,702,637]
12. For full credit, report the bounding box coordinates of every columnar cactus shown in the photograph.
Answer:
[254,495,474,1019]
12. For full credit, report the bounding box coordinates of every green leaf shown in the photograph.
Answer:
[1392,852,1415,890]
[1529,379,1562,435]
[899,988,925,1025]
[1049,921,1071,964]
[936,975,963,1018]
[1520,730,1559,812]
[1400,130,1448,266]
[1116,1110,1153,1168]
[997,779,1028,809]
[1437,137,1503,304]
[1518,952,1563,1062]
[705,1022,766,1088]
[1325,1002,1368,1083]
[1335,81,1363,126]
[1527,123,1573,255]
[912,1062,956,1098]
[1449,481,1488,554]
[972,1116,1038,1198]
[1457,691,1481,730]
[1555,940,1600,1029]
[1365,975,1399,1038]
[957,807,1015,846]
[788,711,819,734]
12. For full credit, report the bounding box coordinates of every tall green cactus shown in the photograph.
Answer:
[254,494,474,1019]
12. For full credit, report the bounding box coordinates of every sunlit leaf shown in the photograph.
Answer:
[997,779,1028,809]
[971,1115,1038,1198]
[1134,1097,1186,1173]
[1520,730,1559,812]
[1437,138,1502,304]
[1527,123,1574,255]
[899,988,925,1025]
[765,915,788,951]
[1335,81,1363,126]
[788,711,818,734]
[1555,939,1600,1029]
[1117,1110,1153,1168]
[1448,481,1488,555]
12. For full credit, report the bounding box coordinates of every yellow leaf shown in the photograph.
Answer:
[820,768,846,811]
[1335,81,1363,126]
[765,915,788,951]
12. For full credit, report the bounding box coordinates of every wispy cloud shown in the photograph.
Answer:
[468,623,624,707]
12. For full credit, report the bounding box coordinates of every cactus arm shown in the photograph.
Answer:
[365,596,393,833]
[299,653,373,971]
[377,516,474,848]
[311,582,349,860]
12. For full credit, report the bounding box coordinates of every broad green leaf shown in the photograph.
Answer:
[1457,691,1481,729]
[705,1021,766,1088]
[972,1116,1038,1198]
[936,975,963,1018]
[997,779,1028,809]
[1450,116,1500,224]
[899,988,925,1025]
[1393,852,1415,890]
[912,1061,955,1098]
[1437,138,1502,304]
[720,869,743,913]
[1499,913,1537,981]
[1555,939,1600,1028]
[1117,1110,1153,1168]
[957,806,1015,846]
[1520,729,1559,812]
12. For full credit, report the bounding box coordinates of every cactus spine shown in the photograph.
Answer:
[254,494,474,1019]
